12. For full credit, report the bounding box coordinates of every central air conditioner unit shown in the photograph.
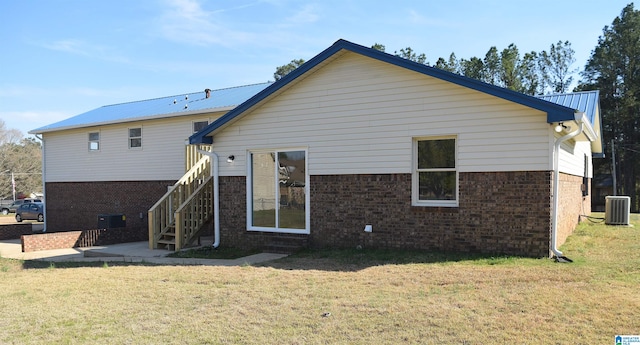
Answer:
[604,196,630,225]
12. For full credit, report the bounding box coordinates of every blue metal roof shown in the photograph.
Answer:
[30,82,272,133]
[537,90,600,126]
[190,39,584,145]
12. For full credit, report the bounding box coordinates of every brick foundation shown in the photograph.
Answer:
[45,181,174,241]
[21,227,146,252]
[218,171,588,258]
[0,224,34,240]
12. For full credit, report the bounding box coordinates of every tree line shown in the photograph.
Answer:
[275,40,577,96]
[0,120,42,201]
[275,3,640,210]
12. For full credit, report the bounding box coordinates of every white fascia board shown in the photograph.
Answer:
[573,111,597,142]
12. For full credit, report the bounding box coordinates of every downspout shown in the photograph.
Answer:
[551,122,584,261]
[34,134,46,233]
[197,149,220,248]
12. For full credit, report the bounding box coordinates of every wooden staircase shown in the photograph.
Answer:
[148,148,213,251]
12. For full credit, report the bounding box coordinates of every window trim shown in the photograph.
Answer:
[128,127,142,149]
[192,120,209,134]
[246,147,310,234]
[412,136,459,207]
[88,131,100,151]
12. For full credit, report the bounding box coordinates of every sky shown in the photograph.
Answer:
[0,0,633,138]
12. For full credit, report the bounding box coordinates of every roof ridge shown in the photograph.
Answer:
[101,81,273,108]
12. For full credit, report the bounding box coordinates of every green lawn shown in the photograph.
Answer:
[0,213,638,344]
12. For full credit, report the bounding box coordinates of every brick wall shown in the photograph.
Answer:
[217,171,587,258]
[556,173,590,247]
[21,227,147,252]
[45,181,174,240]
[0,224,34,240]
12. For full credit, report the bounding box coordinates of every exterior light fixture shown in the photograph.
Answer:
[554,122,567,133]
[227,155,235,163]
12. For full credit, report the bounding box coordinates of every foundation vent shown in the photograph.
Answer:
[605,196,630,225]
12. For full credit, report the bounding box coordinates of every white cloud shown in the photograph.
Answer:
[0,110,69,135]
[286,4,320,25]
[158,0,255,46]
[40,39,130,64]
[407,9,458,28]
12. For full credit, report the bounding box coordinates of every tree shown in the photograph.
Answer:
[500,44,522,91]
[460,56,485,80]
[541,40,577,93]
[434,53,460,73]
[0,120,21,146]
[274,59,306,81]
[0,120,42,200]
[580,4,640,210]
[483,46,501,86]
[394,47,427,64]
[371,43,386,52]
[520,51,542,95]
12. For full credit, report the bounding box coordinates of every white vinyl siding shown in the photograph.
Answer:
[212,52,555,177]
[44,112,225,182]
[558,137,593,178]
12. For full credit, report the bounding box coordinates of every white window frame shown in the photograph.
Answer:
[246,147,310,234]
[412,136,459,207]
[128,127,142,149]
[88,131,100,151]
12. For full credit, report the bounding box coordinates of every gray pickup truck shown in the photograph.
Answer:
[1,198,42,215]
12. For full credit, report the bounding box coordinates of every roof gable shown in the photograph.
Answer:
[31,82,272,134]
[536,90,600,127]
[190,39,582,145]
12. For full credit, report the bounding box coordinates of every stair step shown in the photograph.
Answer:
[158,243,175,251]
[158,239,176,245]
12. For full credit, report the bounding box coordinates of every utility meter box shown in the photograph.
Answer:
[98,214,126,229]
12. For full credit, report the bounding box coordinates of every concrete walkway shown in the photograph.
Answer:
[0,239,288,266]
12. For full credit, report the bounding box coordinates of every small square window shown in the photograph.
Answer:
[193,121,208,133]
[129,128,142,148]
[88,132,100,151]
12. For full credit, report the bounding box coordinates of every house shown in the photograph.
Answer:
[32,39,602,258]
[185,39,602,258]
[29,82,271,241]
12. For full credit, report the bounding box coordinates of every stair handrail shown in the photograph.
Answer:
[148,154,210,249]
[174,175,214,250]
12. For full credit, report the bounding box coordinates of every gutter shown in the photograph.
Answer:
[551,121,584,261]
[34,134,47,233]
[197,149,220,248]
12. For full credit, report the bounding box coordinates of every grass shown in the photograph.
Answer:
[0,214,639,344]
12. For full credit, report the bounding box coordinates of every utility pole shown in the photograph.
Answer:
[11,172,15,201]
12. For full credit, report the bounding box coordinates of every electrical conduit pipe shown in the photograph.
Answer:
[551,122,583,260]
[197,149,220,248]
